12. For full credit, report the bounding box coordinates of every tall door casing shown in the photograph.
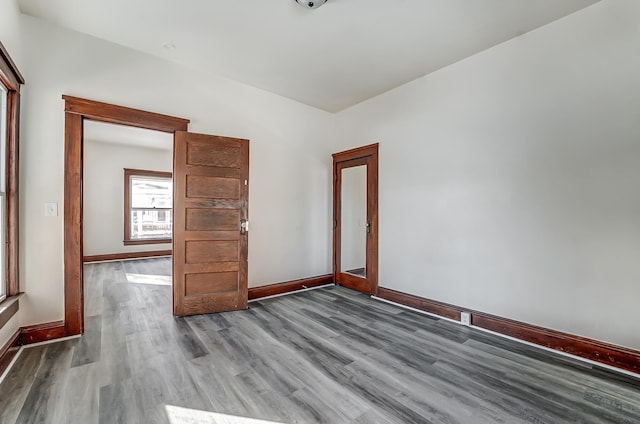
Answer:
[173,131,249,316]
[333,143,379,295]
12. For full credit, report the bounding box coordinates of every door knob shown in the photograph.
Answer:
[240,219,249,235]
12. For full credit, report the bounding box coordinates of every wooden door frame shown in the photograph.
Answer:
[332,143,379,295]
[62,95,189,336]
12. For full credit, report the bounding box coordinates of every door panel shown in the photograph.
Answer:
[186,209,240,231]
[185,240,239,263]
[174,131,249,316]
[186,176,240,198]
[185,272,238,296]
[187,143,242,168]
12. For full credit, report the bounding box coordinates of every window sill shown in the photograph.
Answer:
[123,239,172,246]
[0,294,22,330]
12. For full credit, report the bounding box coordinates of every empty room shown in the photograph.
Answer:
[1,0,639,423]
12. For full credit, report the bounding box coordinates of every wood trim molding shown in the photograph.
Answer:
[377,288,463,321]
[83,250,172,263]
[470,313,640,376]
[1,318,71,376]
[63,96,189,132]
[248,275,333,300]
[6,90,21,296]
[331,143,379,162]
[1,42,23,298]
[377,287,640,375]
[333,143,379,296]
[64,112,84,336]
[19,321,66,345]
[0,329,21,377]
[63,95,190,337]
[0,41,25,89]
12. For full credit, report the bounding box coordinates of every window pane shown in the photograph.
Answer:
[0,83,7,193]
[0,83,6,299]
[0,196,5,300]
[131,176,172,208]
[131,209,172,240]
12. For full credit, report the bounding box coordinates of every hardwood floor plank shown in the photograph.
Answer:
[1,258,639,424]
[70,314,102,367]
[51,363,100,424]
[0,347,47,424]
[15,342,76,424]
[174,318,209,360]
[98,379,136,424]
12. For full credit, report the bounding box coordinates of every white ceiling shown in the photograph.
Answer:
[84,120,173,151]
[19,0,599,112]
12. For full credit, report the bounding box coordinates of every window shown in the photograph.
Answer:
[124,169,172,245]
[0,82,7,302]
[0,41,23,304]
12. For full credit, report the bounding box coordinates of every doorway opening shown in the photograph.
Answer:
[64,96,250,336]
[83,121,174,257]
[82,121,175,325]
[332,143,379,295]
[63,96,189,336]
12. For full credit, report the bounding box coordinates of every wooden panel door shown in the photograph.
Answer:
[173,132,249,316]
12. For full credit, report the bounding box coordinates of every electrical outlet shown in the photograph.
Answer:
[460,312,471,326]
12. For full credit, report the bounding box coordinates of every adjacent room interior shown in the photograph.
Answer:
[0,0,639,423]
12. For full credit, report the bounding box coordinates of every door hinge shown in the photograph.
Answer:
[240,219,249,235]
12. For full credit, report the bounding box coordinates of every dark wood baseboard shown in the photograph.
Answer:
[377,287,463,321]
[377,287,640,375]
[83,250,172,263]
[0,329,21,377]
[249,274,333,300]
[20,321,66,345]
[1,319,72,376]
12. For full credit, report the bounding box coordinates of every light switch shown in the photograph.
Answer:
[45,202,58,217]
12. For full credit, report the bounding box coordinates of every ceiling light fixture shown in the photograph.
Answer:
[294,0,327,9]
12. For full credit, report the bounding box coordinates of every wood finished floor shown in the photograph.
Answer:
[1,258,639,423]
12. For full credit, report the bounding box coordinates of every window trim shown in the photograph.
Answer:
[0,41,24,302]
[123,168,173,246]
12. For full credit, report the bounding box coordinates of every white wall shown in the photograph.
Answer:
[336,0,640,350]
[10,0,640,353]
[18,14,335,327]
[0,0,22,350]
[83,139,172,256]
[0,0,20,65]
